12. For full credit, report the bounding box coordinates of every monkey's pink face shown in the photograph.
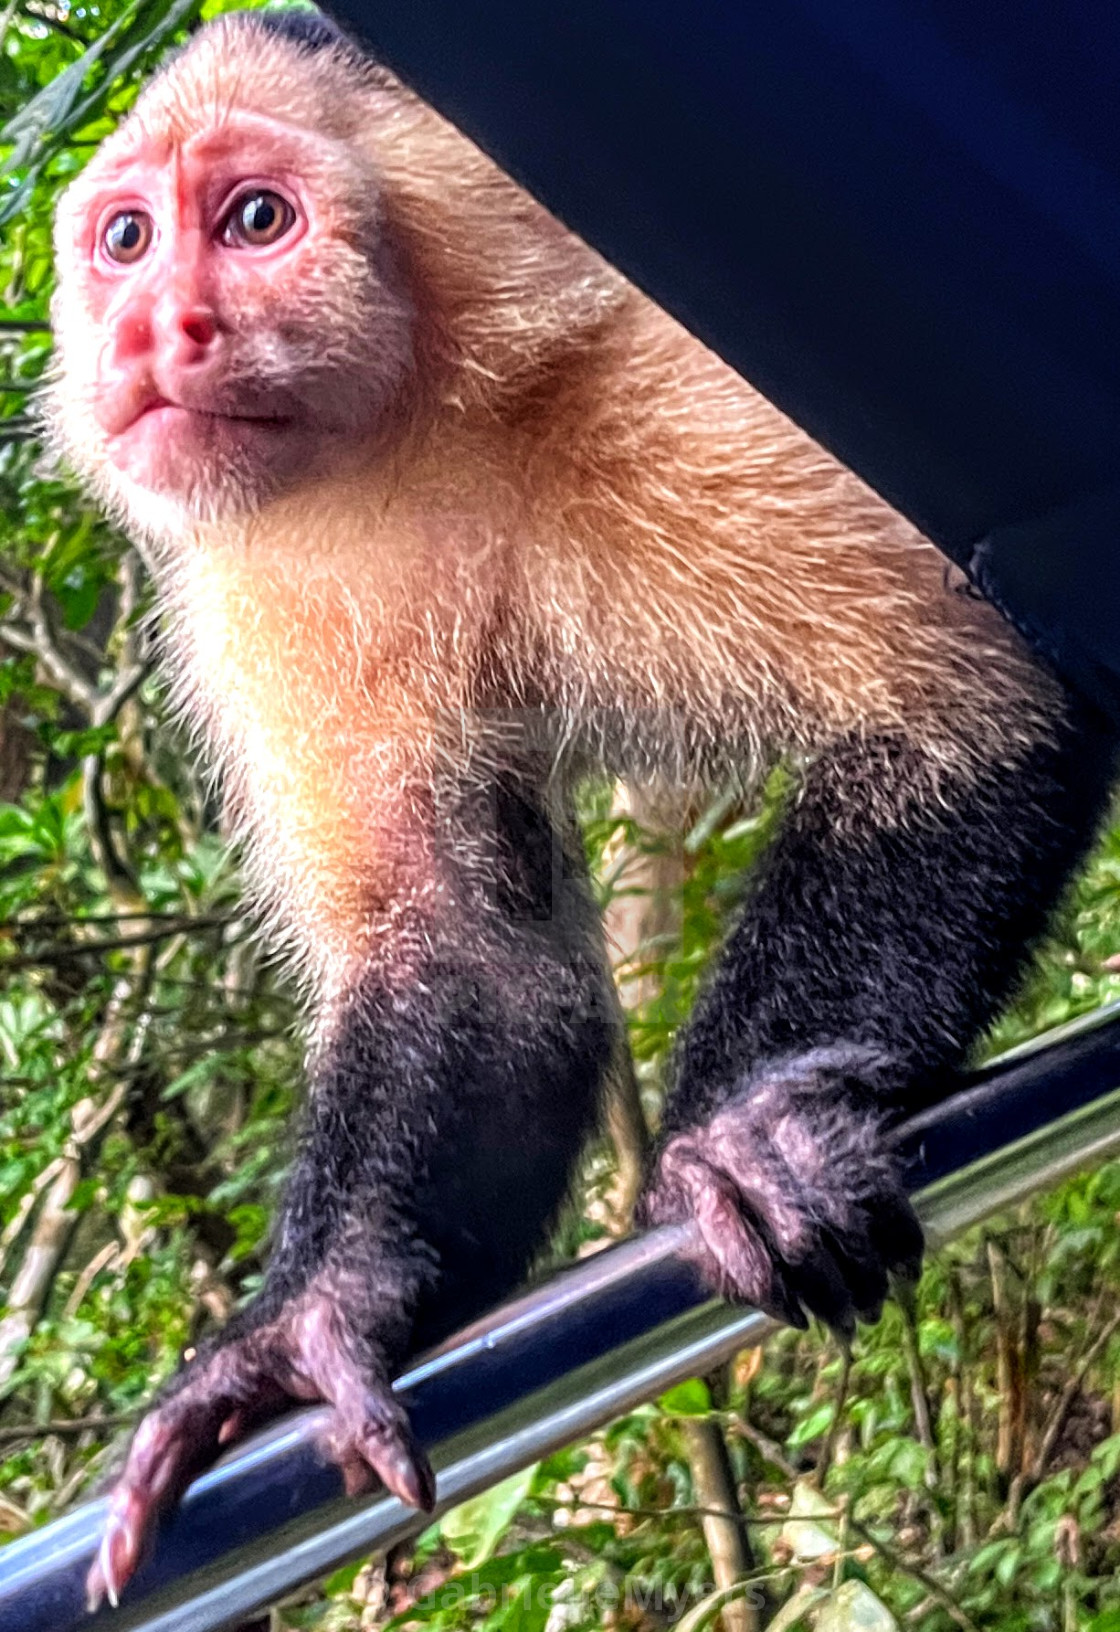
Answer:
[54,111,413,526]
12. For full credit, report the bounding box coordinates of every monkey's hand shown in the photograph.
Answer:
[640,1050,924,1336]
[87,1293,434,1611]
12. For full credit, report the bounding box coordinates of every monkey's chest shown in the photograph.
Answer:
[170,551,481,955]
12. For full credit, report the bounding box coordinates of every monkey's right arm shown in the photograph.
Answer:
[90,789,615,1607]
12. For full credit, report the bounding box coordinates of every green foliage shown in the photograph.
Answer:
[440,1469,541,1571]
[5,4,1120,1629]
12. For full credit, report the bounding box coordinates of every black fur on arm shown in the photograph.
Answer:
[88,779,617,1606]
[643,684,1119,1333]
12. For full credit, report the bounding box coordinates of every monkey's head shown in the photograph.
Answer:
[49,10,625,544]
[48,13,417,536]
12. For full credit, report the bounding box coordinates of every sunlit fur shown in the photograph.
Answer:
[48,15,1059,1003]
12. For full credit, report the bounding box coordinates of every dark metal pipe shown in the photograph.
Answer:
[4,1004,1120,1632]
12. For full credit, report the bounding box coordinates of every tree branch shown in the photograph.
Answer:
[0,1413,134,1447]
[2,914,230,969]
[0,949,155,1393]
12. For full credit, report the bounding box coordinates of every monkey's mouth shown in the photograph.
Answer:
[101,385,294,441]
[104,390,301,498]
[129,397,293,433]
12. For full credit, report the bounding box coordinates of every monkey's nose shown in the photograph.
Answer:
[179,311,217,348]
[154,294,222,363]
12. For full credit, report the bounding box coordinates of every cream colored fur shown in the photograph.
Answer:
[48,17,1060,998]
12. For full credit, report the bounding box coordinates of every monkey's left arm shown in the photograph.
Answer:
[642,691,1118,1333]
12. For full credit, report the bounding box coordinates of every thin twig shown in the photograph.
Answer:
[898,1296,939,1486]
[1,571,99,711]
[0,1413,134,1447]
[1029,1304,1120,1483]
[987,1239,1022,1482]
[1,910,233,928]
[847,1516,980,1632]
[683,1415,759,1632]
[0,1157,63,1283]
[62,1241,120,1319]
[534,1494,784,1526]
[0,952,154,1392]
[3,914,230,968]
[948,1269,977,1549]
[814,1343,851,1485]
[733,1417,801,1481]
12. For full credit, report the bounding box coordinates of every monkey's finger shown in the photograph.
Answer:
[338,1447,379,1498]
[217,1373,291,1446]
[86,1395,229,1610]
[86,1502,135,1612]
[324,1409,436,1510]
[217,1409,247,1446]
[868,1193,925,1286]
[360,1421,437,1510]
[781,1239,868,1340]
[807,1223,896,1331]
[685,1167,809,1329]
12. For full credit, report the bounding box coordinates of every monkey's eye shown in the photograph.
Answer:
[221,189,297,248]
[101,210,154,265]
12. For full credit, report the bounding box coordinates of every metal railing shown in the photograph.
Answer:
[5,1003,1120,1632]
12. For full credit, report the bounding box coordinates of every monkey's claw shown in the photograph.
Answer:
[85,1297,435,1610]
[641,1055,924,1337]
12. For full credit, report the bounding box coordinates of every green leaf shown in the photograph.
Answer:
[778,1481,842,1564]
[788,1401,836,1447]
[1092,1434,1120,1481]
[322,1560,363,1597]
[994,1543,1023,1588]
[814,1581,899,1631]
[439,1464,538,1568]
[0,0,204,226]
[658,1378,712,1417]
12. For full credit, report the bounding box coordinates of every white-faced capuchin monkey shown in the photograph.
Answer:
[45,7,1118,1606]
